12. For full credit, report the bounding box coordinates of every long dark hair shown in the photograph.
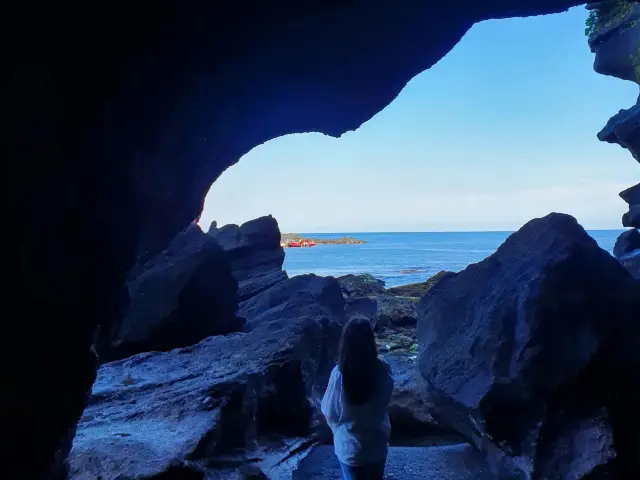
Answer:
[338,317,383,405]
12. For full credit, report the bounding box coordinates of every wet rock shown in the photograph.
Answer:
[238,274,345,331]
[387,271,454,297]
[376,327,417,356]
[376,295,420,327]
[342,271,453,329]
[69,275,344,479]
[209,215,288,301]
[99,225,241,363]
[417,213,640,479]
[337,273,386,296]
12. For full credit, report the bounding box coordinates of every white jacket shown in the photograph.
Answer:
[321,362,394,466]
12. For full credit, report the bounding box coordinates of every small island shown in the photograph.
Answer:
[281,233,365,248]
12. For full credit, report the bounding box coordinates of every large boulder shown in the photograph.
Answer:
[417,213,640,479]
[69,275,345,479]
[98,225,242,362]
[238,274,345,331]
[209,215,288,302]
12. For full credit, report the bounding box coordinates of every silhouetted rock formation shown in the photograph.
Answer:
[209,215,288,302]
[99,225,241,363]
[69,275,345,479]
[417,213,640,479]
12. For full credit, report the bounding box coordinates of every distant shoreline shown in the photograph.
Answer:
[281,233,365,247]
[285,229,625,235]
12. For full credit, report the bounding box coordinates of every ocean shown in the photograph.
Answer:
[283,230,624,288]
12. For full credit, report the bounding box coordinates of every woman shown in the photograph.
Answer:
[321,317,394,480]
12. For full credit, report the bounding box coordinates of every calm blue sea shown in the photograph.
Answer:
[283,230,624,287]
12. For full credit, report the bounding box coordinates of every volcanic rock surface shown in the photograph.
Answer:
[417,213,640,479]
[69,275,345,480]
[98,224,241,363]
[209,215,289,302]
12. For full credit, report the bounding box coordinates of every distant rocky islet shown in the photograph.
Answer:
[280,232,365,247]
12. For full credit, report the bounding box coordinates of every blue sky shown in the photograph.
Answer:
[203,7,639,233]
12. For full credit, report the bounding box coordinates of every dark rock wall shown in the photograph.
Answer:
[98,225,241,363]
[5,1,599,477]
[416,213,640,479]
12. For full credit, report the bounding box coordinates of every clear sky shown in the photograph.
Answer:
[202,7,639,233]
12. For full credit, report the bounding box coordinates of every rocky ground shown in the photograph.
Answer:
[72,216,459,479]
[293,444,493,480]
[336,271,454,359]
[67,212,640,479]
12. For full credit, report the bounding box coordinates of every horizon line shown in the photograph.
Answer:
[288,228,627,235]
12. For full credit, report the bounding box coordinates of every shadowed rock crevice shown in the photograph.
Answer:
[98,225,241,363]
[255,360,314,438]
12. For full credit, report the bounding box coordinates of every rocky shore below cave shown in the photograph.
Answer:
[70,213,640,479]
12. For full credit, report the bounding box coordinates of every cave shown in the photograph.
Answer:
[5,1,638,479]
